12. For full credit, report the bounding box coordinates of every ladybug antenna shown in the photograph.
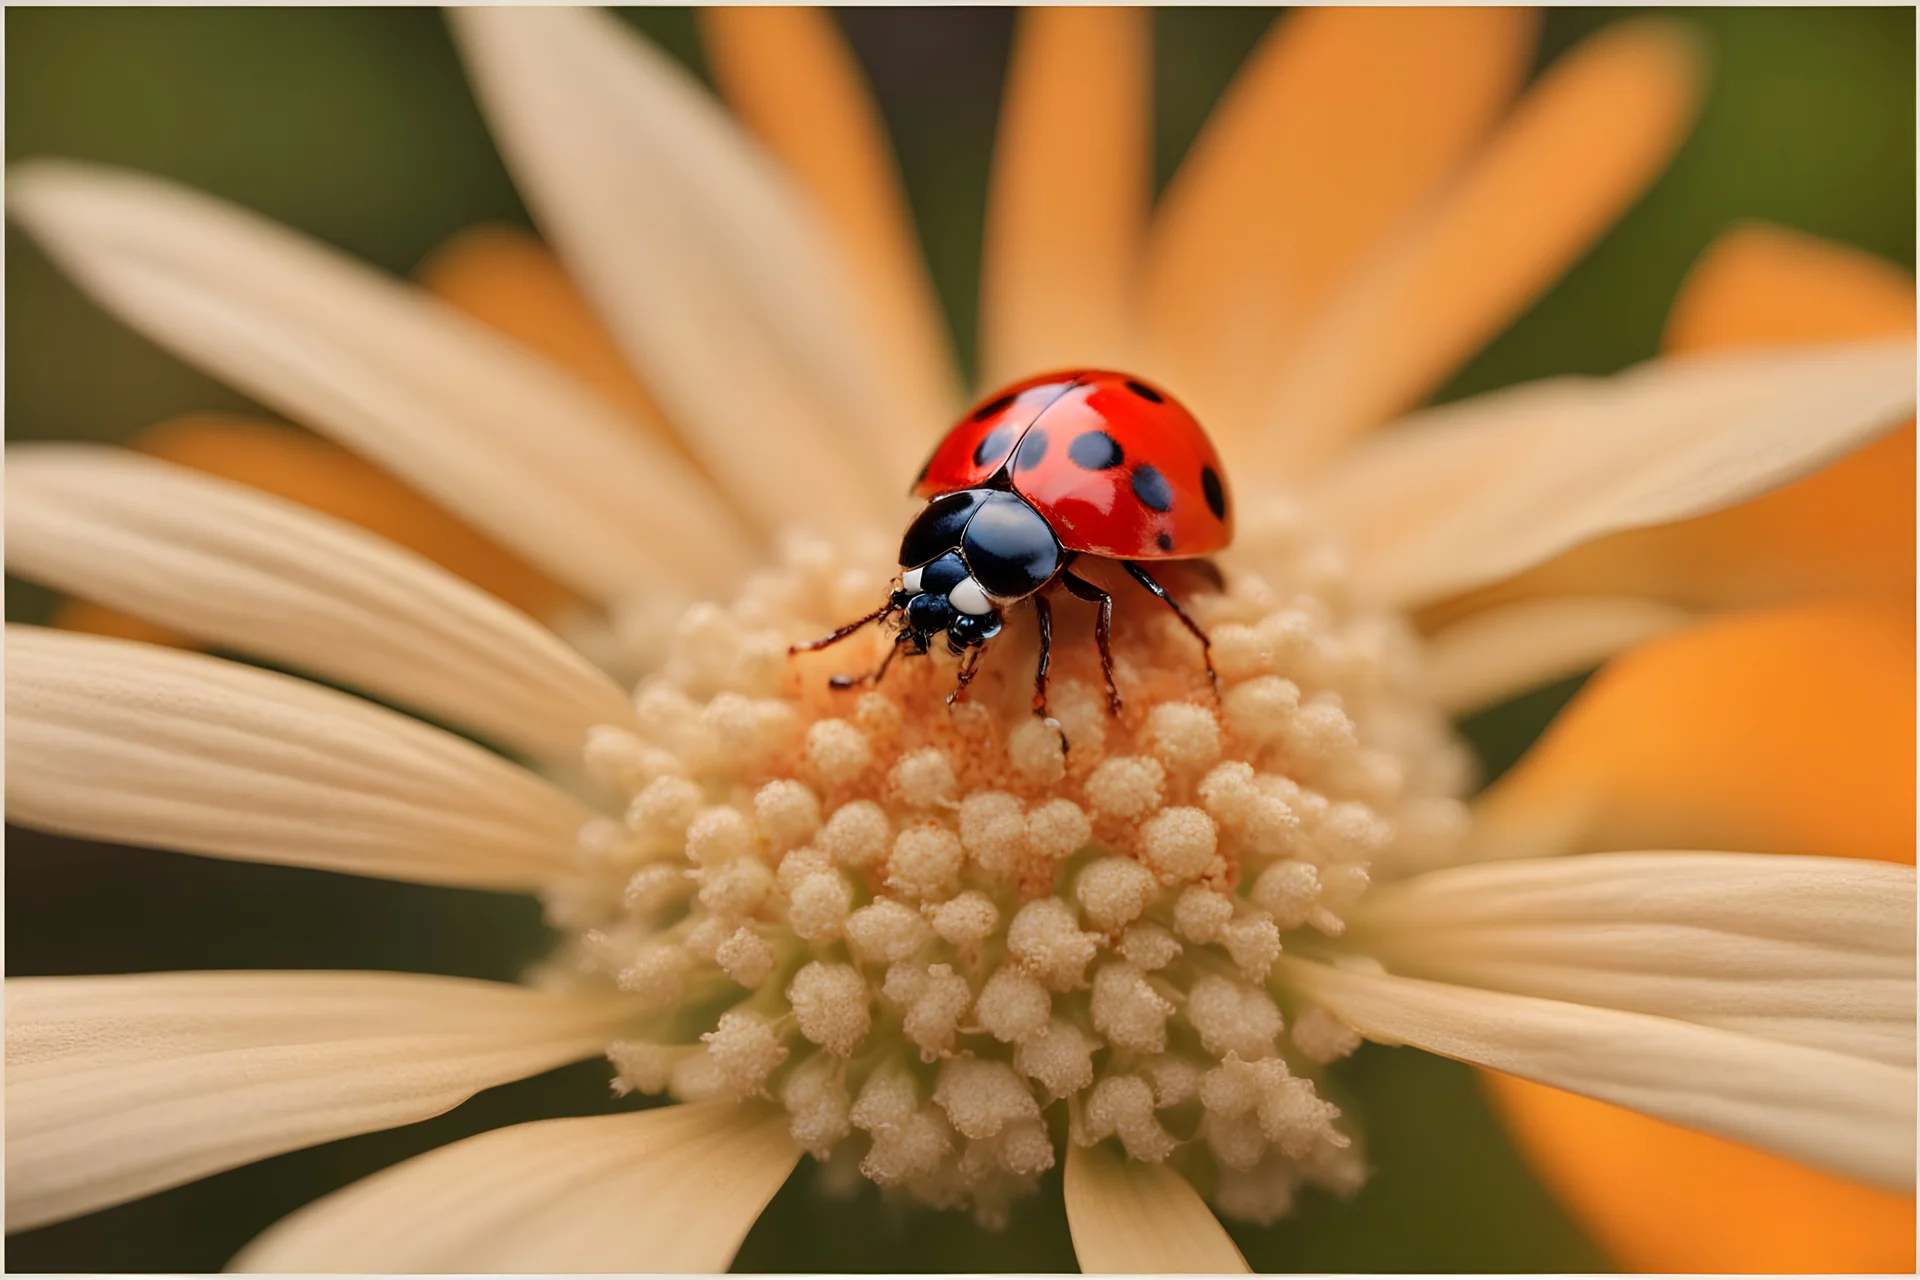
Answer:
[828,629,914,691]
[789,597,896,657]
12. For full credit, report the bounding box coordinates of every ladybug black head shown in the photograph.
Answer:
[894,550,1004,655]
[895,488,1060,656]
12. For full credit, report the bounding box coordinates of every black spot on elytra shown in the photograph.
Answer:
[1201,465,1227,520]
[1014,428,1049,472]
[1068,429,1124,470]
[1156,531,1174,552]
[1131,463,1173,512]
[1123,379,1165,403]
[972,422,1017,468]
[971,392,1015,422]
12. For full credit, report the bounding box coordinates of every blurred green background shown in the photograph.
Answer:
[5,6,1913,1273]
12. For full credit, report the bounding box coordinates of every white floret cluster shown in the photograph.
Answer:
[542,502,1472,1226]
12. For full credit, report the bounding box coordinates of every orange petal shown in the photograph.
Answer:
[1651,226,1915,604]
[1665,222,1918,351]
[980,7,1150,385]
[1473,601,1914,865]
[1451,226,1917,617]
[699,6,958,424]
[1483,1075,1915,1273]
[79,414,573,624]
[1143,6,1536,438]
[1474,602,1916,1269]
[414,223,695,466]
[1259,17,1702,477]
[53,598,193,649]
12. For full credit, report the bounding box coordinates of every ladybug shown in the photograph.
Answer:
[793,370,1232,718]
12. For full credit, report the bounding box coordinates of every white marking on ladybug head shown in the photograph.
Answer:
[949,577,992,616]
[900,566,924,594]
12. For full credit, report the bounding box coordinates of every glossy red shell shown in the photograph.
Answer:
[912,370,1233,560]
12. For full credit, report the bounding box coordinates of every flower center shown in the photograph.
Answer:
[549,508,1471,1227]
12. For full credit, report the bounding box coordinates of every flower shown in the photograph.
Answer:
[5,5,1914,1272]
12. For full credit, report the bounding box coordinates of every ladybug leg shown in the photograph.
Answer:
[945,645,985,705]
[1123,561,1219,695]
[790,599,896,656]
[1059,570,1122,716]
[829,629,912,691]
[1030,594,1054,719]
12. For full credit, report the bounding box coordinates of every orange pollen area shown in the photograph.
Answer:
[539,529,1470,1228]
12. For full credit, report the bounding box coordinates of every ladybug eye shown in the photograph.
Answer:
[905,594,953,633]
[947,610,1001,647]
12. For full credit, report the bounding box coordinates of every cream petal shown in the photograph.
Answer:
[1256,18,1703,476]
[7,970,635,1231]
[1350,852,1916,1066]
[1308,340,1916,607]
[1422,594,1695,713]
[980,6,1149,385]
[7,445,637,761]
[6,159,752,604]
[451,7,918,531]
[698,7,961,431]
[1063,1142,1249,1274]
[6,626,594,889]
[232,1101,800,1272]
[1279,956,1916,1190]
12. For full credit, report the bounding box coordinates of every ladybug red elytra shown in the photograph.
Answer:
[793,370,1232,719]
